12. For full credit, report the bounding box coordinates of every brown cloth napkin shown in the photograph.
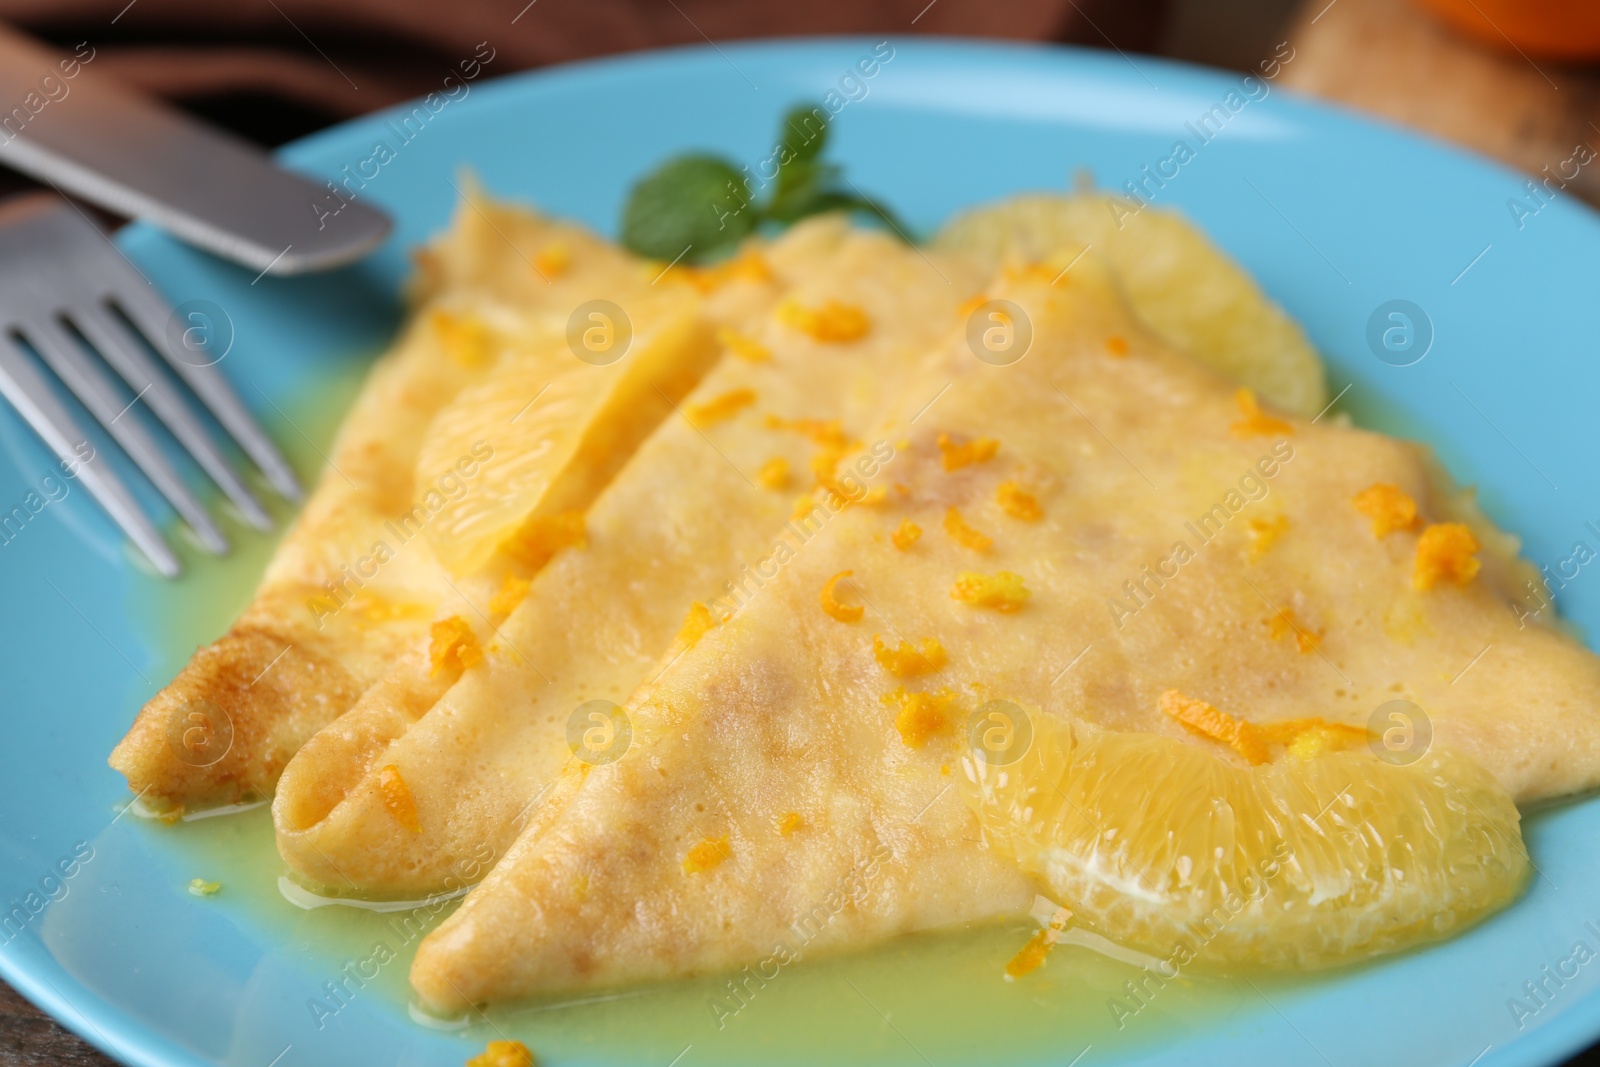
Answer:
[2,0,1170,137]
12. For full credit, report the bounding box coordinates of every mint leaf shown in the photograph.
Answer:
[766,159,840,223]
[618,103,908,262]
[621,154,754,263]
[777,104,829,164]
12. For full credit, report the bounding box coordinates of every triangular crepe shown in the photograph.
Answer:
[271,217,985,894]
[409,255,1600,1008]
[110,191,717,812]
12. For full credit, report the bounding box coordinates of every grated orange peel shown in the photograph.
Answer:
[1353,483,1421,537]
[777,298,870,342]
[891,518,922,551]
[378,764,421,833]
[937,432,1000,472]
[1230,387,1294,438]
[683,835,731,874]
[996,481,1043,521]
[951,570,1030,612]
[820,570,864,623]
[1414,522,1481,590]
[429,616,483,676]
[686,388,756,428]
[873,635,948,677]
[944,507,993,552]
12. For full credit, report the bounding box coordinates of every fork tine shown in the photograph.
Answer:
[70,306,272,534]
[110,287,304,503]
[20,318,234,550]
[0,334,179,577]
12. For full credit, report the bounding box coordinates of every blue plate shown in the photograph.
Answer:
[2,37,1599,1067]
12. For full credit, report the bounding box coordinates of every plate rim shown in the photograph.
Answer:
[2,34,1597,1067]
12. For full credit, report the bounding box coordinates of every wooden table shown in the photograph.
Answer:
[3,1,1595,1063]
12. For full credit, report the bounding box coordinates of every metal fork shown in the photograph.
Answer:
[0,193,301,577]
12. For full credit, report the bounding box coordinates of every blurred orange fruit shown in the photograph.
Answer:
[1415,0,1600,61]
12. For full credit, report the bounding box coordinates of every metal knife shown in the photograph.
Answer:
[0,22,390,275]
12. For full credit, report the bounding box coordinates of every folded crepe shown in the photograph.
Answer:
[271,216,986,894]
[110,189,720,812]
[408,254,1600,1008]
[269,195,1333,898]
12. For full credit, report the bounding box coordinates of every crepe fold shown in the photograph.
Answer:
[408,257,1600,1009]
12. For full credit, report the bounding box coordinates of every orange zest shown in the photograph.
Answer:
[891,518,922,551]
[683,835,732,874]
[1159,689,1269,765]
[429,616,483,676]
[956,293,989,318]
[951,570,1030,612]
[944,507,993,552]
[1248,514,1289,558]
[1267,607,1323,653]
[778,298,870,342]
[466,1039,536,1067]
[937,432,1000,472]
[1005,906,1074,980]
[873,635,948,677]
[1353,483,1421,538]
[687,387,756,428]
[757,456,790,490]
[1256,717,1371,759]
[1230,388,1294,438]
[378,764,421,832]
[502,509,586,570]
[717,326,772,363]
[1104,335,1130,358]
[430,311,493,369]
[668,249,772,293]
[778,812,804,836]
[882,686,960,747]
[533,242,570,279]
[996,481,1043,521]
[1414,522,1481,590]
[675,601,717,649]
[821,570,865,623]
[488,573,531,616]
[764,414,854,451]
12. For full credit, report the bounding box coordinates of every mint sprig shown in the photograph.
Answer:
[621,103,905,264]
